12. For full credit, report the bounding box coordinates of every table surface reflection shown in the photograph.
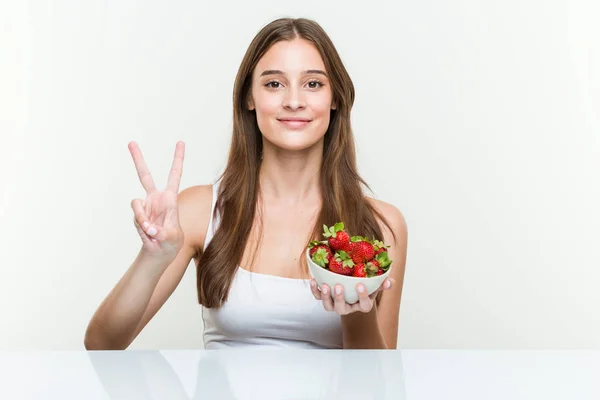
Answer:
[1,349,599,399]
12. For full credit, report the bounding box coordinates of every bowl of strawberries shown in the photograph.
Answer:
[306,222,393,304]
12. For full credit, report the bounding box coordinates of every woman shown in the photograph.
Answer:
[84,17,408,350]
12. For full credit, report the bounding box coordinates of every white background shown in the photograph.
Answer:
[1,0,598,350]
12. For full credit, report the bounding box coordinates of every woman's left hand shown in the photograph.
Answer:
[309,278,394,315]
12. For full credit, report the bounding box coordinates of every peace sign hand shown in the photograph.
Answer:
[128,141,186,261]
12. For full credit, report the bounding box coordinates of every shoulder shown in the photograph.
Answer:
[365,196,408,247]
[176,184,215,256]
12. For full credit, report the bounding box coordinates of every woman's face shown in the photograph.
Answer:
[248,38,336,152]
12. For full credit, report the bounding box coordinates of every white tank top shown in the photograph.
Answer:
[200,178,343,349]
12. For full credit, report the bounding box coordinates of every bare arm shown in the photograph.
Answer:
[374,203,408,348]
[83,243,195,350]
[84,184,211,350]
[84,141,213,350]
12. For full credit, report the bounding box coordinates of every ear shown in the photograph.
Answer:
[331,100,337,110]
[247,96,255,111]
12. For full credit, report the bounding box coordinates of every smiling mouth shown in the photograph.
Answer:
[277,119,312,128]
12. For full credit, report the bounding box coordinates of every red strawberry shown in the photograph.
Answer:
[352,263,367,277]
[309,243,332,258]
[373,239,388,256]
[323,223,351,252]
[329,250,355,276]
[346,241,355,253]
[350,241,375,264]
[365,260,381,277]
[332,232,351,252]
[375,247,386,256]
[309,244,333,268]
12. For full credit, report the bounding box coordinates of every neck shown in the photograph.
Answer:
[258,143,323,206]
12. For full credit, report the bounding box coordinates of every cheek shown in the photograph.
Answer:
[310,96,333,128]
[253,91,280,120]
[312,96,333,117]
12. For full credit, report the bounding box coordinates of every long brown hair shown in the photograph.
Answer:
[197,17,396,308]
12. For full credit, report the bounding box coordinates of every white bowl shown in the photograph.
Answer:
[306,248,392,304]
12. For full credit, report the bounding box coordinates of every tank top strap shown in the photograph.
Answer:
[203,177,222,252]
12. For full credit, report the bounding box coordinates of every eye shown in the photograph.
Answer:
[265,80,282,89]
[307,80,324,89]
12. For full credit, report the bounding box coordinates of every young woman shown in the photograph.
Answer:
[84,17,408,350]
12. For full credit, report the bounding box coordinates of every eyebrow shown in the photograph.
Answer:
[259,69,328,77]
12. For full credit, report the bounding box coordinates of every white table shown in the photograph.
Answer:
[1,349,598,399]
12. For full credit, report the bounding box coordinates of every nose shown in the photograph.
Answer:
[282,85,306,110]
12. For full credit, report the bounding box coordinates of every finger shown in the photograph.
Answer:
[357,284,372,312]
[320,284,334,312]
[128,141,157,193]
[347,301,361,313]
[166,141,185,193]
[133,217,157,243]
[309,280,321,300]
[131,199,159,239]
[385,278,395,290]
[333,285,347,315]
[369,288,381,301]
[369,279,393,300]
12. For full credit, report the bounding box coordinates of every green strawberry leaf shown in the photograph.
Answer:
[337,251,354,268]
[373,239,385,249]
[312,248,330,268]
[308,240,321,249]
[366,262,378,272]
[375,252,392,268]
[333,222,344,232]
[337,250,350,260]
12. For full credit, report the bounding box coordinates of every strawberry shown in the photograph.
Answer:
[307,241,333,268]
[308,241,332,257]
[373,239,389,256]
[365,259,380,277]
[329,250,355,276]
[352,263,367,277]
[374,251,393,272]
[350,241,375,264]
[346,241,355,253]
[312,247,333,268]
[322,223,351,252]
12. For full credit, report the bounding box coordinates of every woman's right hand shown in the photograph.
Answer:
[128,141,186,262]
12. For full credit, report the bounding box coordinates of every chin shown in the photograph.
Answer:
[274,141,318,152]
[267,135,323,152]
